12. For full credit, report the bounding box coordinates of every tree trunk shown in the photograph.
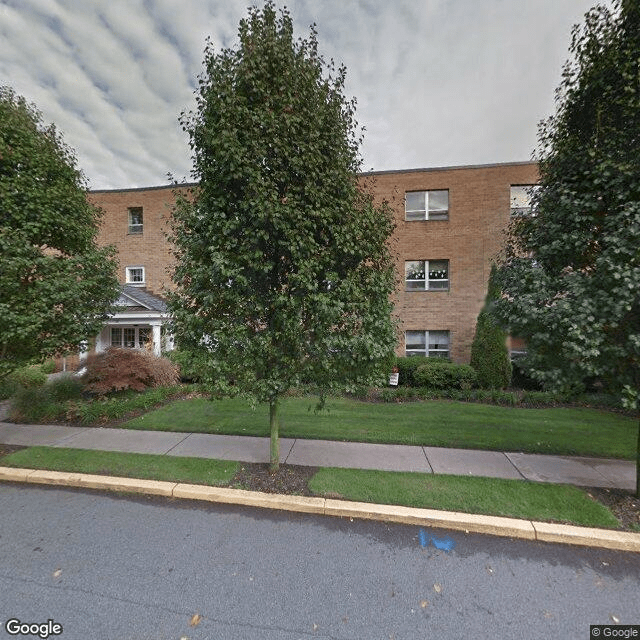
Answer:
[636,411,639,498]
[270,397,280,473]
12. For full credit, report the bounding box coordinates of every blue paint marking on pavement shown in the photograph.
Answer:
[430,534,456,552]
[419,528,455,552]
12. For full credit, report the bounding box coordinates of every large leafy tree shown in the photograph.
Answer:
[0,86,120,379]
[493,0,640,495]
[170,3,397,469]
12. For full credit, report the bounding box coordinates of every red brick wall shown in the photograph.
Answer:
[90,185,192,297]
[90,162,538,363]
[364,162,539,361]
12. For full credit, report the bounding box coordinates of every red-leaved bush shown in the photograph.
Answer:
[82,348,179,395]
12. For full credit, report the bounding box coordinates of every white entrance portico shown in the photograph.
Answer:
[95,286,173,357]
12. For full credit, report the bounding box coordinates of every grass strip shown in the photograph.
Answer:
[308,467,621,529]
[0,447,621,529]
[122,396,636,459]
[1,446,238,486]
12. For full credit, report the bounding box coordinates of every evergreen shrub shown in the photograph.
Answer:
[40,360,57,374]
[413,360,477,390]
[4,366,47,392]
[48,376,84,402]
[9,386,62,422]
[394,356,429,387]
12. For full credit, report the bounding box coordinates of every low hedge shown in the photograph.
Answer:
[414,360,477,390]
[393,356,431,387]
[394,357,477,390]
[376,386,624,410]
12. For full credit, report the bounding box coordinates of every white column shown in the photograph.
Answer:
[152,323,162,357]
[95,327,108,354]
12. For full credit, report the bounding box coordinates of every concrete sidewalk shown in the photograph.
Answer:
[0,421,635,491]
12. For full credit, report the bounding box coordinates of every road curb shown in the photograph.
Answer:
[1,466,639,553]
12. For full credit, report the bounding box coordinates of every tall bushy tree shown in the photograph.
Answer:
[470,265,511,389]
[0,87,119,379]
[169,3,397,469]
[493,0,640,495]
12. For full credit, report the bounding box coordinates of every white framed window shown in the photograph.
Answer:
[405,260,449,291]
[405,190,449,221]
[111,326,151,349]
[405,330,450,358]
[128,207,143,234]
[125,266,145,285]
[510,185,538,217]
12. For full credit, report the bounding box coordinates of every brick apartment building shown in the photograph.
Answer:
[88,160,538,364]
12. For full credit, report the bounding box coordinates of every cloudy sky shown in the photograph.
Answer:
[1,0,609,190]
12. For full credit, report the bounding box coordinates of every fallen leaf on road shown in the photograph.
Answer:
[610,614,620,624]
[189,614,201,627]
[433,583,442,594]
[53,569,62,578]
[420,600,429,608]
[312,623,319,631]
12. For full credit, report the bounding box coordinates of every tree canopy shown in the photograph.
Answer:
[493,0,640,493]
[0,86,119,379]
[169,3,397,468]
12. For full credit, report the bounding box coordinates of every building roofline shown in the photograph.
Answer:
[359,160,537,177]
[90,182,198,195]
[89,161,538,194]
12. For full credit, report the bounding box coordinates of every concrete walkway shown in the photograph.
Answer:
[0,420,635,491]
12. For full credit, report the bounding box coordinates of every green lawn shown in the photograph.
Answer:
[121,396,636,459]
[309,467,620,529]
[2,446,238,486]
[1,446,621,529]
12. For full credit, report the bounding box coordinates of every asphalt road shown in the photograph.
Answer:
[0,484,639,640]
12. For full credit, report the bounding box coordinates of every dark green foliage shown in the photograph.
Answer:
[395,356,477,390]
[9,386,60,423]
[394,356,429,387]
[47,376,84,402]
[492,0,640,493]
[470,311,512,389]
[511,360,543,390]
[167,349,203,383]
[7,375,83,423]
[470,265,512,389]
[169,4,397,467]
[413,360,477,390]
[495,1,640,401]
[0,86,120,379]
[5,366,47,390]
[376,386,622,409]
[8,385,185,425]
[40,360,56,374]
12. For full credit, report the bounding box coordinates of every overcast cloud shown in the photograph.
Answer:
[0,0,608,190]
